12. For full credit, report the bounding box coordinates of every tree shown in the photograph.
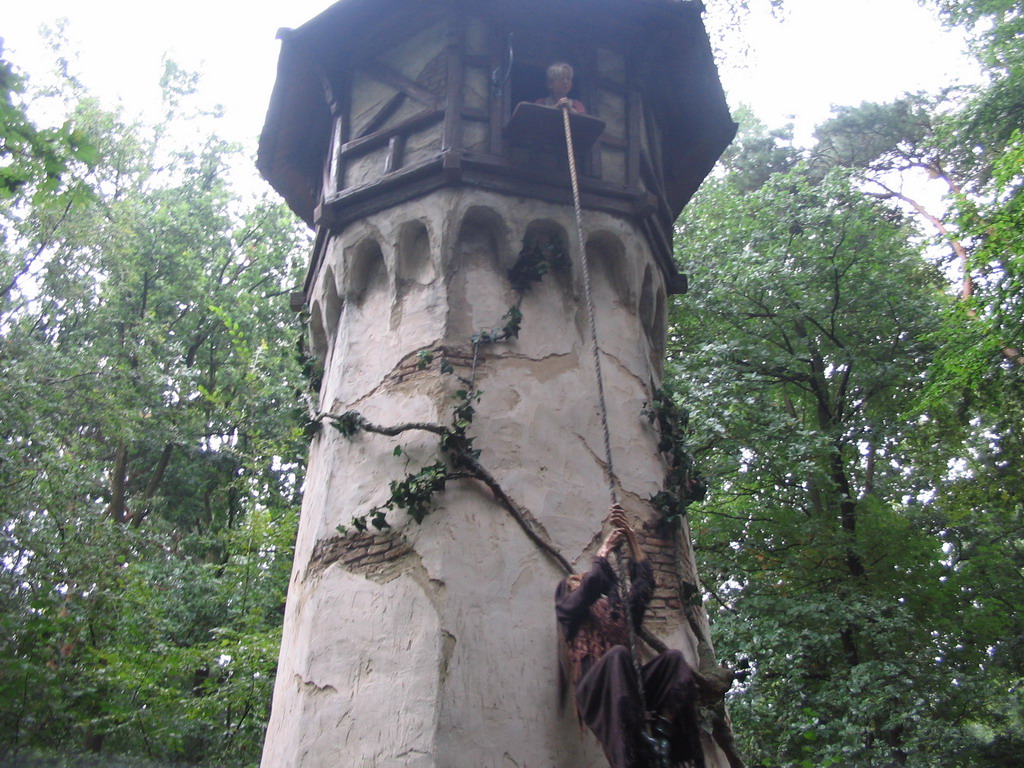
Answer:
[667,113,1024,763]
[809,7,1024,753]
[0,51,309,766]
[0,40,96,201]
[696,0,789,63]
[812,2,1024,378]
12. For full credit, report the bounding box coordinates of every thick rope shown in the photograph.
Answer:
[470,338,481,390]
[615,548,653,738]
[561,104,661,753]
[560,105,617,508]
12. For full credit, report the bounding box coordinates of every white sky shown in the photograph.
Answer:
[3,0,977,166]
[718,0,977,141]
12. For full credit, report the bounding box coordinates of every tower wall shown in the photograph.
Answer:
[261,188,719,767]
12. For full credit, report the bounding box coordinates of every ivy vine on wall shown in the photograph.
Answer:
[304,232,701,571]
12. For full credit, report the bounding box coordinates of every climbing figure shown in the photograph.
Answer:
[556,505,705,768]
[535,61,586,113]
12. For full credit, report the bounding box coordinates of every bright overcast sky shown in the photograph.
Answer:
[4,0,976,160]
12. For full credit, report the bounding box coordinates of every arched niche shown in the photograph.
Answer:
[640,265,656,336]
[639,265,667,364]
[445,206,510,341]
[322,265,343,340]
[585,230,632,309]
[452,206,507,274]
[520,218,573,294]
[309,299,329,362]
[652,289,666,362]
[396,219,435,289]
[345,237,387,304]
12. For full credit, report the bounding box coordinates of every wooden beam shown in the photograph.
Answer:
[640,149,669,213]
[357,92,407,140]
[317,150,683,292]
[322,152,646,224]
[384,134,405,174]
[593,74,628,94]
[362,60,442,109]
[301,224,332,303]
[336,71,352,193]
[325,116,344,196]
[321,157,448,229]
[461,107,490,122]
[319,70,340,115]
[442,11,466,153]
[585,40,603,182]
[341,109,443,157]
[488,28,508,156]
[600,133,627,149]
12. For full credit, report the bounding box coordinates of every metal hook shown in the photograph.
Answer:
[491,33,513,96]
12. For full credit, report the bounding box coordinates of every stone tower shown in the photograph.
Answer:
[257,1,737,766]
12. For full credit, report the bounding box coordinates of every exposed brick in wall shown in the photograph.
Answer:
[307,513,695,625]
[308,532,414,581]
[635,520,685,626]
[394,346,476,386]
[329,346,476,414]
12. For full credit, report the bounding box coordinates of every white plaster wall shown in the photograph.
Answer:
[263,189,725,768]
[263,568,442,768]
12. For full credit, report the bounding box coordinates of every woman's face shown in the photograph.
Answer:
[548,70,573,99]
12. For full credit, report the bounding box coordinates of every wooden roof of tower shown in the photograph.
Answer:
[258,0,735,293]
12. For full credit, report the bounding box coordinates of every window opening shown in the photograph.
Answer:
[505,58,604,165]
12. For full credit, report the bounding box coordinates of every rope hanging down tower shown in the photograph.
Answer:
[560,104,618,508]
[559,103,671,767]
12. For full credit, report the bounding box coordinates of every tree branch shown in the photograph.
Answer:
[455,453,574,574]
[104,445,130,524]
[319,411,448,438]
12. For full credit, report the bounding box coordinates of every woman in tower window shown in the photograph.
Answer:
[535,61,586,114]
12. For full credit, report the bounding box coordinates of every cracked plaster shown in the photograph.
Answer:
[262,188,724,767]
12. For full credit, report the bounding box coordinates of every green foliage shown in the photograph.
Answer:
[671,140,985,763]
[954,129,1024,353]
[812,5,1024,409]
[0,49,308,767]
[373,461,450,527]
[329,410,365,438]
[443,387,483,463]
[506,233,569,293]
[812,95,942,177]
[328,235,562,536]
[500,304,523,339]
[0,45,97,200]
[331,385,484,533]
[720,105,799,192]
[643,388,707,522]
[928,1,1024,161]
[674,27,1024,756]
[813,32,1024,752]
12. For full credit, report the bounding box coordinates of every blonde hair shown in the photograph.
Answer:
[546,62,574,83]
